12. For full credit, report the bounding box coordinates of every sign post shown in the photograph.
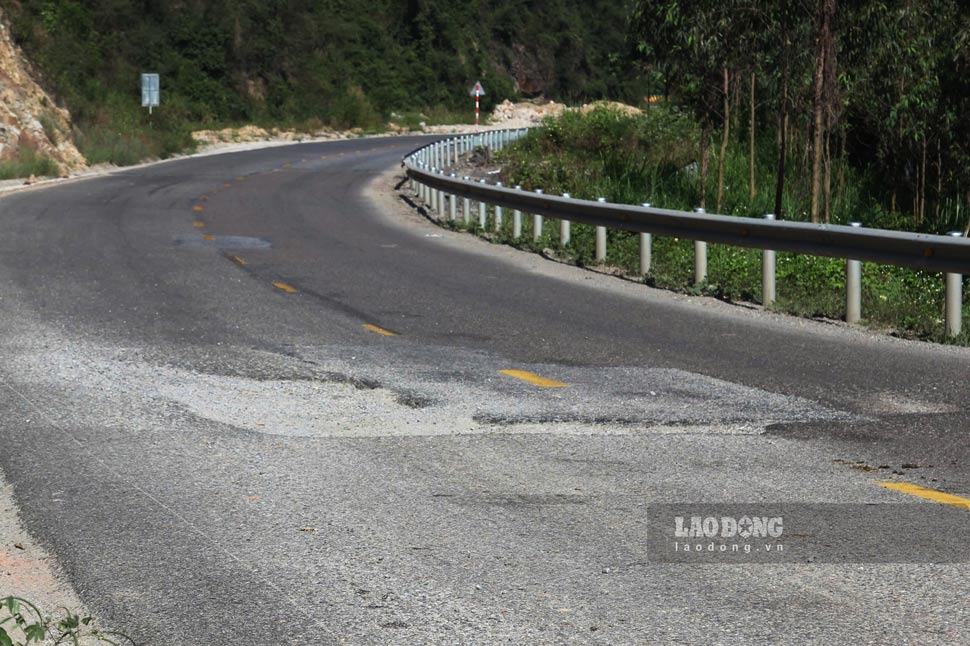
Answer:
[469,80,485,126]
[141,73,160,115]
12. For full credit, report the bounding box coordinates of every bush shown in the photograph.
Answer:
[0,147,60,179]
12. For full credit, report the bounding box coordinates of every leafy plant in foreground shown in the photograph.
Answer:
[0,597,133,646]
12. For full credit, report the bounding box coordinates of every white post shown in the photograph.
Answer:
[762,213,777,305]
[494,182,504,229]
[846,222,863,324]
[533,189,544,243]
[560,193,571,246]
[694,208,707,284]
[513,185,523,239]
[946,231,963,338]
[596,197,608,262]
[479,180,488,229]
[639,203,652,275]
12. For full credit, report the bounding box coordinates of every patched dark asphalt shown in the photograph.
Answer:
[0,136,969,645]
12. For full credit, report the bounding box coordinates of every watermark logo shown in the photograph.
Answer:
[646,503,970,563]
[674,515,783,540]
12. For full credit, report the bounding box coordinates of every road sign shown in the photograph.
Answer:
[141,73,160,114]
[470,80,486,125]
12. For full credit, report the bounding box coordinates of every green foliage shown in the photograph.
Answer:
[0,596,133,645]
[489,108,968,343]
[0,147,60,179]
[1,0,644,164]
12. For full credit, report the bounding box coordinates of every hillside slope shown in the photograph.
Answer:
[0,12,84,174]
[0,0,643,165]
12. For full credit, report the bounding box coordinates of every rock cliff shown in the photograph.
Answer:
[0,11,85,174]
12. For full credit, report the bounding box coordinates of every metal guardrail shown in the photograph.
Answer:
[403,129,970,337]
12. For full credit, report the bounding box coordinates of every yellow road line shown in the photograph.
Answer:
[193,221,205,228]
[201,234,215,241]
[500,369,569,388]
[223,183,232,188]
[272,281,299,294]
[362,324,398,337]
[193,205,204,212]
[228,255,247,266]
[879,482,970,510]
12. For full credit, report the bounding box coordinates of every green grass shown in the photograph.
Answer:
[459,106,970,344]
[0,147,60,179]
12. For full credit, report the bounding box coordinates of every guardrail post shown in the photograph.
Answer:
[494,183,504,230]
[437,171,447,218]
[946,231,964,338]
[560,194,571,246]
[596,198,608,262]
[639,203,652,275]
[449,174,457,221]
[694,208,707,284]
[462,177,471,225]
[846,222,863,324]
[479,179,488,229]
[533,189,544,243]
[513,185,523,239]
[762,213,777,306]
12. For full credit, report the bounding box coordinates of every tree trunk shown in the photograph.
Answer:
[936,142,943,221]
[700,126,711,209]
[823,131,831,222]
[774,50,789,219]
[810,0,836,224]
[749,71,756,202]
[717,67,730,212]
[810,45,826,224]
[920,138,927,225]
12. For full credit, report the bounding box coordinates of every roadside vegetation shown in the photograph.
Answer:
[458,0,970,344]
[0,147,59,180]
[1,0,643,165]
[0,596,132,645]
[478,105,969,344]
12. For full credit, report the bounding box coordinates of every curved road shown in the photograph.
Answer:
[0,136,968,644]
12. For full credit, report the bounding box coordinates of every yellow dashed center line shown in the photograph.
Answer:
[228,255,247,266]
[193,221,205,228]
[362,324,398,337]
[500,369,569,388]
[880,482,970,509]
[201,234,215,241]
[193,205,204,212]
[223,183,232,188]
[272,281,299,294]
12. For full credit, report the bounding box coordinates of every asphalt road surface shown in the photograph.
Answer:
[0,136,969,645]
